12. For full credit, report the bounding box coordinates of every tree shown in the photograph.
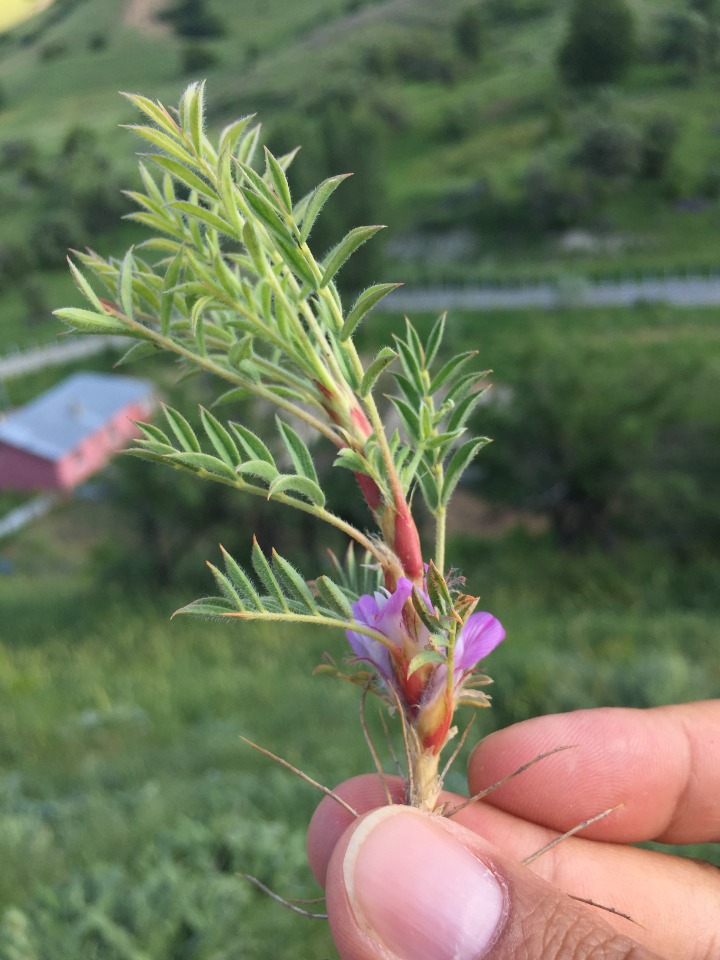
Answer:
[557,0,636,87]
[159,0,224,39]
[453,6,484,62]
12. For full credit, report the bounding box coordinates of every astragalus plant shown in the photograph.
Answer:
[55,83,504,813]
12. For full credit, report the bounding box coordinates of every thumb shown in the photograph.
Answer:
[325,805,661,960]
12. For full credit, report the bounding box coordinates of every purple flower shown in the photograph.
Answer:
[346,577,504,693]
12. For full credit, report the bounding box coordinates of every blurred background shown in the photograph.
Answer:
[0,0,718,956]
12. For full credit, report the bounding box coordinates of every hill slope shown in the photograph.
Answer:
[1,0,720,350]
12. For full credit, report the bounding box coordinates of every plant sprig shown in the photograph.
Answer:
[54,82,504,811]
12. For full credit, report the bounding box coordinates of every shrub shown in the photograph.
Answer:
[557,0,636,87]
[475,331,718,550]
[454,6,484,62]
[573,117,642,181]
[159,0,225,39]
[640,115,679,180]
[180,43,219,75]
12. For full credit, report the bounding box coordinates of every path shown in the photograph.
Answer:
[0,336,126,380]
[380,275,720,312]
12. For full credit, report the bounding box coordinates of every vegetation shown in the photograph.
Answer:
[556,0,637,87]
[0,4,718,956]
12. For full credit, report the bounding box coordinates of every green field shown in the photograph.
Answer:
[0,494,717,957]
[0,1,718,955]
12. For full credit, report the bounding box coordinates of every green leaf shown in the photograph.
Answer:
[181,80,205,156]
[441,437,491,507]
[67,259,106,313]
[299,173,351,243]
[243,189,293,244]
[200,407,240,467]
[340,283,402,341]
[411,587,442,633]
[171,200,234,236]
[236,122,262,166]
[228,335,254,368]
[124,124,195,167]
[53,307,129,336]
[264,147,293,213]
[426,562,452,615]
[333,448,373,475]
[271,551,318,613]
[229,423,276,465]
[136,421,171,444]
[319,225,384,287]
[117,248,135,319]
[267,474,326,507]
[430,351,478,394]
[160,244,185,335]
[315,575,353,619]
[393,335,424,391]
[114,341,160,366]
[273,235,317,286]
[235,459,279,484]
[360,347,397,396]
[235,157,280,208]
[393,373,423,410]
[206,561,245,610]
[152,156,217,201]
[165,451,237,480]
[388,395,421,441]
[218,114,255,157]
[174,597,239,618]
[251,539,288,610]
[162,405,201,452]
[276,419,318,483]
[446,389,489,434]
[407,649,446,677]
[425,313,447,369]
[416,467,441,512]
[122,93,180,136]
[242,220,267,276]
[218,548,262,610]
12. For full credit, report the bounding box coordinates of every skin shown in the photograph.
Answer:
[307,701,720,960]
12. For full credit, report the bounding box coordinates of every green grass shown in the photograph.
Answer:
[0,495,717,956]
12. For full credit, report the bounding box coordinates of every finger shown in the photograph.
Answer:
[307,774,405,885]
[325,804,662,960]
[308,774,720,960]
[468,701,720,843]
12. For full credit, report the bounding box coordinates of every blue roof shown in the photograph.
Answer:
[0,372,154,461]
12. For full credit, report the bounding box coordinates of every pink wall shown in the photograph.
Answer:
[0,444,59,491]
[0,398,154,492]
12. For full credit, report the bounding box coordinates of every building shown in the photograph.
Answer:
[0,372,155,491]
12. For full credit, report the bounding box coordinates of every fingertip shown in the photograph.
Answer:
[307,774,405,886]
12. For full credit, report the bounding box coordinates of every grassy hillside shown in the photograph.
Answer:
[2,0,720,354]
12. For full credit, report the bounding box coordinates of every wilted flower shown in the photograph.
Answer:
[346,577,504,754]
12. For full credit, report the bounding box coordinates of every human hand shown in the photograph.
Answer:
[307,701,720,960]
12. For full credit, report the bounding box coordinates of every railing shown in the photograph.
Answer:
[0,335,126,380]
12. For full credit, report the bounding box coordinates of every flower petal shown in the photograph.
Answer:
[376,577,413,640]
[455,612,505,671]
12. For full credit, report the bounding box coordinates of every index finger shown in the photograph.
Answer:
[468,700,720,844]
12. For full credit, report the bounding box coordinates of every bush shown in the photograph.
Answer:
[475,331,718,550]
[573,117,642,181]
[180,43,219,75]
[640,115,679,180]
[656,11,719,76]
[30,210,84,269]
[557,0,636,87]
[521,163,593,231]
[159,0,225,39]
[453,6,484,62]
